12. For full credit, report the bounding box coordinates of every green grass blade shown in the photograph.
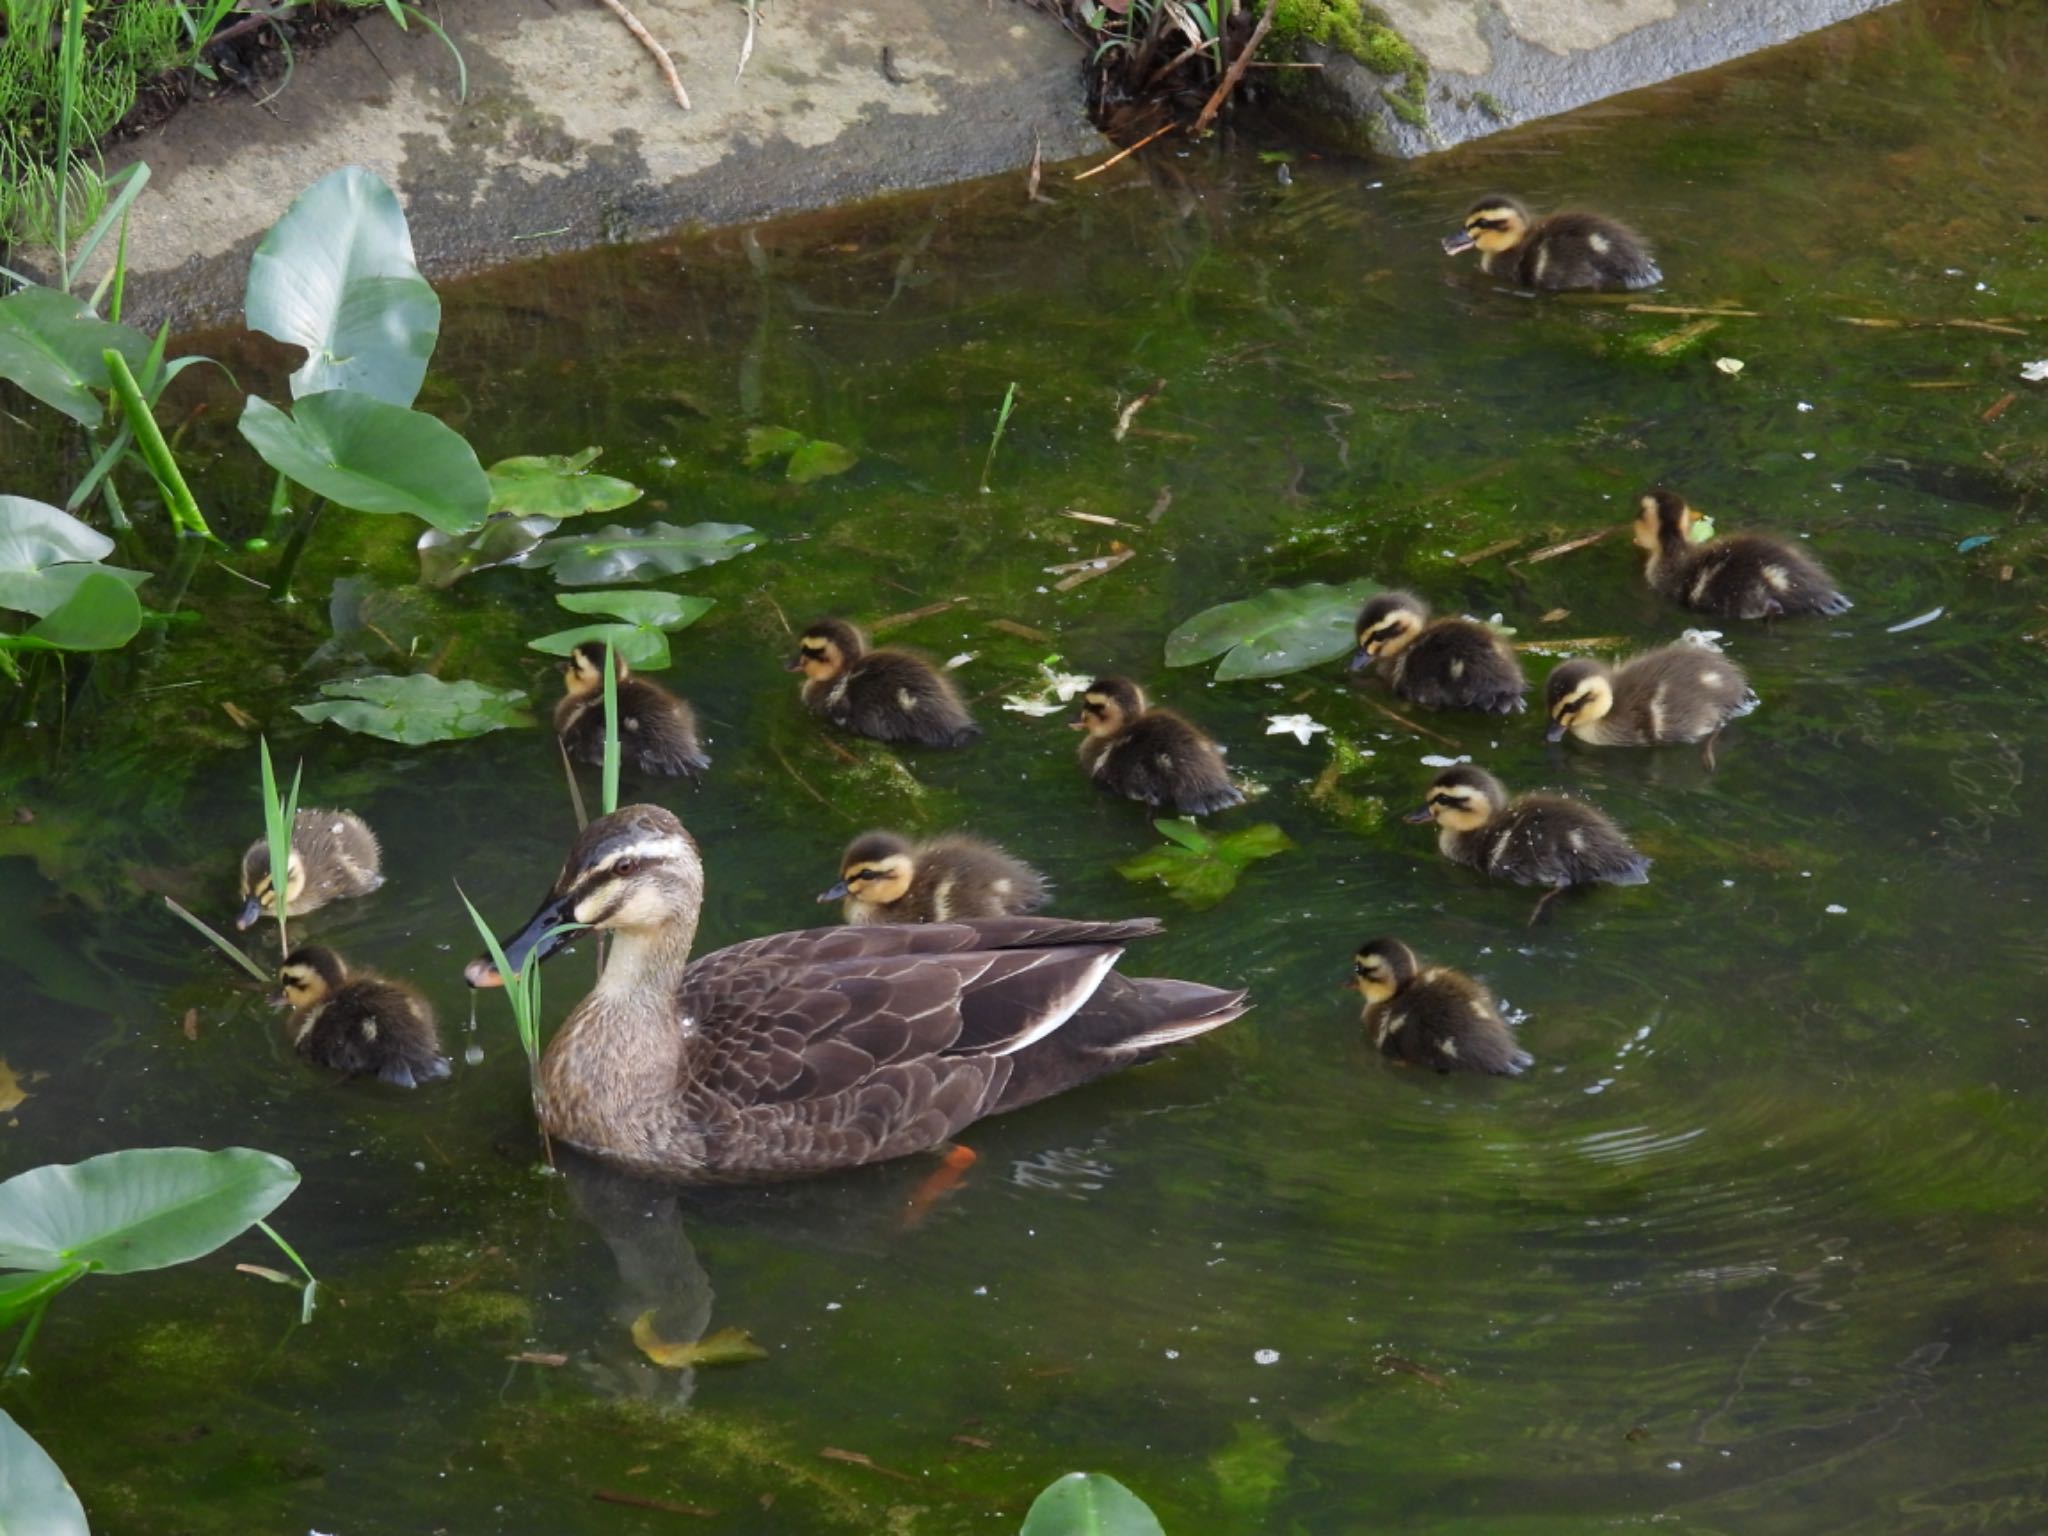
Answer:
[396,2,470,100]
[161,895,272,984]
[254,1218,320,1323]
[978,382,1018,494]
[101,349,216,539]
[601,638,621,816]
[68,161,150,296]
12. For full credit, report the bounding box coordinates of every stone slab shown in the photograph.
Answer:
[70,0,1102,330]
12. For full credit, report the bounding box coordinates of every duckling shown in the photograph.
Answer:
[236,808,382,931]
[1634,489,1851,620]
[1405,764,1649,923]
[1350,591,1527,714]
[1073,677,1244,817]
[819,830,1050,925]
[785,618,979,749]
[1546,644,1758,766]
[556,641,710,780]
[1442,194,1661,292]
[273,945,449,1088]
[1350,937,1531,1076]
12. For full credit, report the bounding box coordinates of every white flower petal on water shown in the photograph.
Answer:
[2022,360,2048,383]
[1420,753,1471,768]
[1002,696,1066,716]
[1265,713,1328,745]
[1713,357,1745,375]
[945,652,977,670]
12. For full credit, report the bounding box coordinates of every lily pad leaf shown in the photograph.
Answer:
[1020,1472,1166,1536]
[0,1409,90,1536]
[486,449,642,518]
[0,1146,298,1275]
[631,1311,769,1369]
[417,513,559,589]
[0,496,149,617]
[294,673,531,745]
[529,521,757,586]
[554,590,713,630]
[742,425,806,466]
[1165,578,1384,682]
[239,391,490,533]
[530,623,671,671]
[1116,820,1293,910]
[9,570,144,652]
[244,165,440,406]
[0,286,152,427]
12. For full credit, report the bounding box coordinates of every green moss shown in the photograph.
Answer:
[419,1288,535,1342]
[1307,736,1386,834]
[1268,0,1429,129]
[1471,89,1507,121]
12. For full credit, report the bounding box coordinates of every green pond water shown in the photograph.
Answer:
[6,0,2048,1529]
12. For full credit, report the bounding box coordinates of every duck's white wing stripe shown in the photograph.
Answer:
[991,948,1121,1056]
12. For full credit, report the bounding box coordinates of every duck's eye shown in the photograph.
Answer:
[610,857,644,880]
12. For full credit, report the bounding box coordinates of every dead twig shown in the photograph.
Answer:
[1192,0,1277,133]
[1061,510,1125,527]
[1624,303,1760,318]
[1073,121,1176,181]
[593,0,690,110]
[1359,694,1459,748]
[1147,486,1173,523]
[734,0,757,81]
[1643,317,1721,356]
[1981,392,2018,423]
[593,1488,716,1517]
[1026,132,1051,205]
[1455,536,1523,566]
[1114,379,1166,441]
[986,618,1050,642]
[1516,528,1614,565]
[507,1351,569,1367]
[870,599,960,633]
[768,746,844,814]
[1513,635,1624,652]
[1048,547,1137,591]
[819,1448,917,1483]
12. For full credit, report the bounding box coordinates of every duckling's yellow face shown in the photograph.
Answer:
[1355,605,1423,659]
[274,958,333,1011]
[1074,689,1135,739]
[1548,672,1614,734]
[242,851,307,920]
[1350,950,1400,1005]
[1633,492,1697,552]
[563,647,606,699]
[1416,780,1494,833]
[837,853,915,909]
[1459,202,1529,256]
[791,633,847,684]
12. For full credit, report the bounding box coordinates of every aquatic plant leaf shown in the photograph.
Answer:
[1019,1472,1166,1536]
[1165,578,1384,681]
[530,521,758,586]
[742,425,806,466]
[0,1146,298,1275]
[244,166,441,406]
[1116,821,1292,910]
[0,285,151,427]
[0,1409,89,1536]
[630,1312,769,1369]
[530,622,671,671]
[416,514,559,588]
[1210,1418,1293,1520]
[0,1057,26,1113]
[786,438,859,483]
[0,1264,87,1330]
[0,496,148,618]
[239,391,490,533]
[8,570,143,652]
[555,590,714,630]
[294,674,532,745]
[485,449,642,518]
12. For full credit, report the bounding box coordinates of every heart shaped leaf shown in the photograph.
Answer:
[744,424,860,483]
[1020,1473,1166,1536]
[530,622,672,670]
[239,391,490,533]
[294,673,531,745]
[0,286,152,427]
[1116,820,1293,910]
[0,1410,89,1536]
[1165,578,1384,682]
[5,569,145,652]
[244,166,440,406]
[0,1146,298,1275]
[486,449,642,518]
[0,496,149,618]
[529,521,757,586]
[554,590,714,629]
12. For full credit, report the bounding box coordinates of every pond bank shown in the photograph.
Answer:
[86,0,1103,331]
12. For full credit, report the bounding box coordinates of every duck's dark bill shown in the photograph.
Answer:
[235,898,263,931]
[782,655,806,672]
[1544,721,1568,743]
[464,891,578,989]
[1402,807,1436,824]
[1441,230,1476,255]
[1347,649,1372,672]
[816,881,849,903]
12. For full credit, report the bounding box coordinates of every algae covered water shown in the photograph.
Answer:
[4,0,2048,1529]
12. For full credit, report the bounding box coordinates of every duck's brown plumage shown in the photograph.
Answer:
[1545,645,1758,748]
[556,642,710,779]
[237,808,382,930]
[1351,592,1527,715]
[1352,938,1531,1077]
[1074,677,1243,817]
[276,945,449,1089]
[788,619,979,749]
[1444,196,1660,292]
[470,806,1246,1182]
[1410,765,1650,892]
[823,831,1050,925]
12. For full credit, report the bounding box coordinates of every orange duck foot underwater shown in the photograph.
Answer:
[466,805,1247,1182]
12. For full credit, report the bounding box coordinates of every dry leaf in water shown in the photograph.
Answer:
[0,1058,29,1113]
[631,1313,768,1369]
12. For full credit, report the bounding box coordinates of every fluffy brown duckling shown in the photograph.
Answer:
[1442,195,1661,292]
[1350,591,1527,714]
[786,618,979,748]
[1546,644,1758,766]
[1634,489,1851,620]
[273,945,449,1088]
[819,830,1050,925]
[1350,937,1531,1077]
[1406,764,1649,923]
[236,808,382,931]
[556,641,710,779]
[1073,677,1244,817]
